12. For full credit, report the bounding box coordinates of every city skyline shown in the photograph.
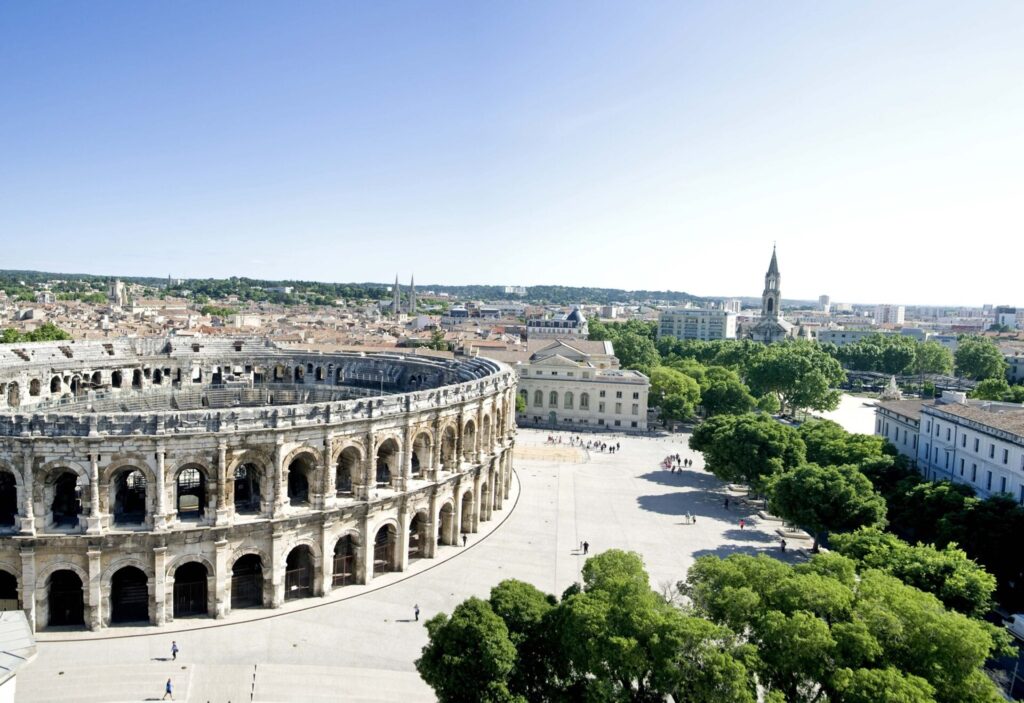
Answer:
[3,2,1022,305]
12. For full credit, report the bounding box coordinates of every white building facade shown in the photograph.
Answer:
[657,308,737,341]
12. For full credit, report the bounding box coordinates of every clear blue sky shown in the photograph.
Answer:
[2,2,1022,305]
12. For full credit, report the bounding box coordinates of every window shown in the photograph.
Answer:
[971,464,977,482]
[598,419,604,426]
[583,372,590,379]
[876,419,882,432]
[615,403,622,414]
[962,435,966,448]
[1001,476,1007,493]
[631,421,638,428]
[1003,449,1009,464]
[567,372,574,377]
[599,402,605,413]
[564,392,574,410]
[974,438,979,451]
[935,424,940,437]
[990,444,995,458]
[987,472,992,491]
[926,421,932,433]
[614,420,621,427]
[551,371,557,376]
[535,370,542,376]
[534,390,543,407]
[960,458,965,475]
[632,392,639,400]
[913,436,917,449]
[632,404,639,415]
[616,391,622,399]
[549,391,558,408]
[599,390,606,398]
[580,393,589,410]
[946,428,950,441]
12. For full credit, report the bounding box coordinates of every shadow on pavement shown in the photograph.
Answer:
[691,543,808,564]
[721,527,777,543]
[636,491,727,517]
[637,470,721,491]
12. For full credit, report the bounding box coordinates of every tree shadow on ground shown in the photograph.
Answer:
[690,543,809,564]
[636,491,728,517]
[637,470,722,491]
[720,527,777,543]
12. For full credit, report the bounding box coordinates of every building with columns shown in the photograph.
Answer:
[0,338,518,631]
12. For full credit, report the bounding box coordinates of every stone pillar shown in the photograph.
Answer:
[19,446,35,535]
[87,549,102,630]
[504,451,512,500]
[396,504,410,572]
[487,462,497,519]
[476,405,484,463]
[494,456,504,510]
[273,439,287,514]
[453,479,463,539]
[321,433,335,510]
[426,490,439,558]
[152,546,168,625]
[396,425,411,492]
[214,539,229,618]
[431,420,443,480]
[86,449,102,534]
[270,531,286,608]
[19,548,36,631]
[472,471,482,532]
[215,441,230,526]
[362,431,375,499]
[454,412,463,468]
[154,445,168,530]
[359,511,374,583]
[321,518,334,595]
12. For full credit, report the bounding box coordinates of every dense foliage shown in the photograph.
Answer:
[0,323,72,344]
[954,336,1009,381]
[689,413,806,491]
[831,334,954,376]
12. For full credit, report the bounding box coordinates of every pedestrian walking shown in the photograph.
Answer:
[171,640,178,661]
[582,541,589,555]
[414,604,420,621]
[739,518,745,530]
[162,678,173,700]
[462,533,467,547]
[780,539,787,553]
[724,497,730,509]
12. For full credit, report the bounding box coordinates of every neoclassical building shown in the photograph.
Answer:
[0,337,517,631]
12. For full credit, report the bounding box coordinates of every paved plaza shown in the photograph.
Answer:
[16,428,804,702]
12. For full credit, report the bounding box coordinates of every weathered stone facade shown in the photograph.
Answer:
[0,338,517,631]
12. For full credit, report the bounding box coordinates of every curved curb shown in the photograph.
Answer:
[38,468,523,643]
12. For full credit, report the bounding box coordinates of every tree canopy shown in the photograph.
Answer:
[955,336,1008,381]
[797,419,889,466]
[649,367,701,422]
[746,341,845,416]
[689,413,806,492]
[0,322,72,344]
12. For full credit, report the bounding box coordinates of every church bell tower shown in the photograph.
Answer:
[761,246,782,319]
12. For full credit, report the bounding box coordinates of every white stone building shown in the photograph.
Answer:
[657,307,736,341]
[526,307,588,340]
[512,340,649,431]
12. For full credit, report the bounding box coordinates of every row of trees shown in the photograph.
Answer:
[0,322,72,344]
[826,332,1011,382]
[418,549,1008,703]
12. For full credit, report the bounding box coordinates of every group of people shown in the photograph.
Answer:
[662,454,692,471]
[545,435,622,454]
[591,441,619,453]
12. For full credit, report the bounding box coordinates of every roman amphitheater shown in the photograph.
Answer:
[0,337,517,632]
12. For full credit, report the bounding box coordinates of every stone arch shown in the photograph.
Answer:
[286,449,320,507]
[109,565,150,624]
[29,378,41,397]
[437,500,457,546]
[481,414,492,450]
[375,437,400,486]
[6,382,20,408]
[90,370,102,387]
[230,552,266,610]
[171,560,211,618]
[460,489,474,534]
[40,462,89,529]
[372,522,398,576]
[172,462,209,520]
[106,463,153,526]
[439,424,458,469]
[110,370,123,388]
[36,563,88,628]
[50,376,62,394]
[564,391,574,410]
[533,389,543,407]
[0,468,18,527]
[227,450,272,511]
[462,419,477,461]
[411,431,432,476]
[332,530,361,587]
[408,509,430,560]
[335,445,361,495]
[284,544,317,600]
[164,553,216,581]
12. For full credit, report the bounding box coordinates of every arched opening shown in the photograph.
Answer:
[175,466,206,520]
[333,535,357,587]
[462,421,476,462]
[563,392,573,410]
[306,363,314,374]
[29,379,40,397]
[336,447,359,495]
[482,415,492,448]
[284,546,314,600]
[91,371,102,387]
[231,554,263,609]
[50,376,61,393]
[375,439,399,487]
[440,426,457,470]
[373,525,397,576]
[211,367,223,385]
[438,503,455,545]
[408,512,428,560]
[112,469,147,526]
[293,366,304,383]
[110,566,149,624]
[549,391,558,408]
[481,482,490,522]
[273,365,286,382]
[580,392,590,410]
[131,369,142,389]
[767,298,774,314]
[0,570,19,612]
[152,369,163,385]
[411,433,431,477]
[69,376,82,395]
[315,366,325,381]
[173,562,208,618]
[287,454,315,506]
[7,382,19,408]
[0,472,18,526]
[233,463,261,513]
[533,390,543,407]
[461,491,474,534]
[111,370,123,388]
[51,471,82,527]
[47,570,84,626]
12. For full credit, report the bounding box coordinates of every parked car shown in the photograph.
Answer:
[1004,614,1024,640]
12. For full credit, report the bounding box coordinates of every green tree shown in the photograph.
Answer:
[487,580,560,700]
[613,332,661,375]
[767,463,887,549]
[1,322,72,344]
[746,341,845,416]
[797,419,888,466]
[831,527,996,618]
[514,393,526,414]
[913,341,954,375]
[427,328,450,351]
[689,413,806,492]
[649,367,701,423]
[955,336,1008,381]
[757,393,781,415]
[699,366,756,416]
[415,597,522,703]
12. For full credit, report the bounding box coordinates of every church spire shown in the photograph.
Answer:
[761,246,782,320]
[408,274,417,315]
[767,244,779,277]
[393,274,402,315]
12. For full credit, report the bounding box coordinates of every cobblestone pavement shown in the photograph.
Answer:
[16,428,798,702]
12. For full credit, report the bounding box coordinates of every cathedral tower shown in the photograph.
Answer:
[761,246,782,319]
